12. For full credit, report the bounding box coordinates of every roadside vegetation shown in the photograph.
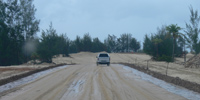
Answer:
[0,0,200,65]
[143,7,200,62]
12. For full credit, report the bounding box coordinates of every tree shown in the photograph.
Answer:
[82,33,92,51]
[185,6,200,54]
[130,37,140,52]
[20,0,40,40]
[0,1,8,65]
[37,23,56,63]
[118,33,132,52]
[104,34,140,53]
[0,0,6,22]
[0,0,24,65]
[143,34,153,55]
[74,36,82,52]
[57,34,69,56]
[92,37,105,52]
[69,41,78,53]
[153,38,162,58]
[166,24,181,60]
[0,18,11,65]
[0,0,39,65]
[104,34,118,52]
[143,26,174,62]
[19,0,40,61]
[37,23,69,63]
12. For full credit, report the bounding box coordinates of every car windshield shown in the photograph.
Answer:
[99,54,109,57]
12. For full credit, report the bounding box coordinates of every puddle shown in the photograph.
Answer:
[69,80,85,93]
[123,66,200,100]
[60,80,85,100]
[0,65,68,93]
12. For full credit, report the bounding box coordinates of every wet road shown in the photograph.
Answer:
[0,64,186,100]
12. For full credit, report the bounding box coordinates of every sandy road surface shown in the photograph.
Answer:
[1,64,186,100]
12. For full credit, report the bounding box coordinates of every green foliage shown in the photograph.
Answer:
[166,24,181,38]
[82,33,92,51]
[0,0,39,66]
[37,23,69,63]
[185,6,200,54]
[20,0,40,40]
[69,34,107,53]
[69,41,78,53]
[74,36,83,52]
[130,37,140,52]
[143,26,179,62]
[31,52,39,64]
[143,34,153,55]
[91,38,105,52]
[1,2,198,65]
[104,34,118,52]
[68,33,140,54]
[166,24,182,60]
[118,33,132,52]
[31,52,39,60]
[104,33,140,53]
[157,55,173,62]
[144,25,185,62]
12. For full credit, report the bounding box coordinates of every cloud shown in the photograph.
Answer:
[33,0,200,42]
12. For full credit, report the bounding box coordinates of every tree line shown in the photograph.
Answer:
[0,0,140,65]
[69,33,140,53]
[0,0,39,65]
[29,23,141,63]
[1,0,200,65]
[143,7,200,62]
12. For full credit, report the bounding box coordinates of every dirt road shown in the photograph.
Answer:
[0,63,186,100]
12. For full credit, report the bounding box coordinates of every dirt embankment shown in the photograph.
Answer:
[0,64,67,86]
[1,52,200,94]
[0,64,187,100]
[185,53,200,68]
[122,63,200,94]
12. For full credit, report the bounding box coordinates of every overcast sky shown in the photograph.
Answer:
[33,0,200,43]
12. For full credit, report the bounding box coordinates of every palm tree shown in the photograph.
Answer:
[166,24,181,60]
[153,38,162,58]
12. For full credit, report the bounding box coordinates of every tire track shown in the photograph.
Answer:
[59,65,97,100]
[98,67,112,100]
[79,66,98,100]
[0,66,72,97]
[50,67,86,100]
[101,67,122,100]
[35,66,85,100]
[110,66,154,100]
[1,63,188,100]
[88,66,100,100]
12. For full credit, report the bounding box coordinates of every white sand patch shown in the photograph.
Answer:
[123,65,200,100]
[0,65,67,93]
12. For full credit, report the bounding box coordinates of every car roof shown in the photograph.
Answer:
[99,53,109,55]
[98,53,109,56]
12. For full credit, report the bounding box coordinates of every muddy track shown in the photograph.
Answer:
[0,64,67,86]
[122,63,200,94]
[35,66,84,100]
[0,64,187,100]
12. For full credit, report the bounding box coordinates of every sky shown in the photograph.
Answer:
[33,0,200,43]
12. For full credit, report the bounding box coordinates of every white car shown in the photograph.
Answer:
[96,53,110,66]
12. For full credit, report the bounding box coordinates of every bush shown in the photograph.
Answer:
[143,25,183,62]
[37,23,69,63]
[157,55,173,62]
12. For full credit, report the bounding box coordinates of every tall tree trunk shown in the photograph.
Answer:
[172,38,175,61]
[184,40,186,63]
[156,44,158,58]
